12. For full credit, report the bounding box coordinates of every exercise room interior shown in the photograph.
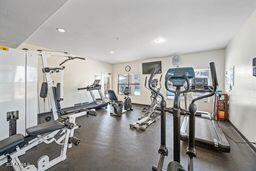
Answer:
[0,0,256,171]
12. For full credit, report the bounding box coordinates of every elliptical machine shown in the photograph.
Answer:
[129,75,162,131]
[108,87,133,116]
[152,62,218,171]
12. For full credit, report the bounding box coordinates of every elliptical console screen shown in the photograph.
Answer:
[165,67,195,87]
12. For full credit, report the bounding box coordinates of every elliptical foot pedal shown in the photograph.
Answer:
[152,166,166,171]
[167,161,185,171]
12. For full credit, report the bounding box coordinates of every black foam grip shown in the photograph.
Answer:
[56,83,61,101]
[144,76,148,87]
[210,62,218,87]
[40,82,48,98]
[77,57,86,60]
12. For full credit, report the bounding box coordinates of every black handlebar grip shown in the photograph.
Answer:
[76,57,86,60]
[210,62,218,87]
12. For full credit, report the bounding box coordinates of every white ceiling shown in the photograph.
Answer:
[0,0,68,47]
[4,0,256,63]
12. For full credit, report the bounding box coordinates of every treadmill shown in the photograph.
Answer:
[180,77,230,152]
[77,79,108,109]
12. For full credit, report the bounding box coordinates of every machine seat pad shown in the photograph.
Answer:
[0,134,24,156]
[108,90,119,101]
[26,120,65,136]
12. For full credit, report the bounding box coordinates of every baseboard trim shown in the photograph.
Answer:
[229,121,256,153]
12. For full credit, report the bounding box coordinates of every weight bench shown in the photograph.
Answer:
[26,120,65,136]
[0,134,24,156]
[0,120,77,171]
[0,120,65,156]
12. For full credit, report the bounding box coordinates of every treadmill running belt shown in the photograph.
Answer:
[180,116,230,152]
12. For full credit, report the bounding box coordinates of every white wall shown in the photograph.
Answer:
[112,49,225,112]
[225,11,256,143]
[18,43,112,112]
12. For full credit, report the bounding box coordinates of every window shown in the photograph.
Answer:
[194,69,210,82]
[118,74,141,95]
[193,68,210,99]
[118,74,128,94]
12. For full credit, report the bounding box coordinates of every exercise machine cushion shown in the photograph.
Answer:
[26,120,65,136]
[40,82,48,98]
[108,90,118,101]
[0,134,24,156]
[52,86,61,110]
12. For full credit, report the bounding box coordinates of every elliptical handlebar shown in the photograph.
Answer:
[210,62,218,90]
[159,75,163,90]
[148,69,164,100]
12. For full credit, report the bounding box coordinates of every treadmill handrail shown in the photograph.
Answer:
[191,62,217,104]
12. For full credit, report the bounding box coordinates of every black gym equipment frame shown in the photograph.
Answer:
[152,62,219,171]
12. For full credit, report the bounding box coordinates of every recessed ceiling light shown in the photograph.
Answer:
[153,37,166,44]
[56,28,66,33]
[109,50,115,54]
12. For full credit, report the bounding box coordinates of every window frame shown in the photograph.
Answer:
[118,73,141,96]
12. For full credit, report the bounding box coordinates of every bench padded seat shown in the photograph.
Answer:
[26,120,65,136]
[0,134,24,156]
